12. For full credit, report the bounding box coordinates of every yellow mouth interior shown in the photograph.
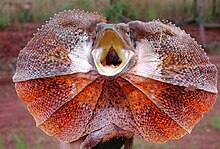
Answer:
[92,30,134,76]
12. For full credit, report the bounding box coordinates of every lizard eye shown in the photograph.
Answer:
[126,30,131,36]
[95,27,100,34]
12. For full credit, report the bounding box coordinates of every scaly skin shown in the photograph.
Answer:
[13,10,217,148]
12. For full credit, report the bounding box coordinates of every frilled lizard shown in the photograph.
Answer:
[13,10,218,149]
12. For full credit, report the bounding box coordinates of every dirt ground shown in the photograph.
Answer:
[0,23,220,149]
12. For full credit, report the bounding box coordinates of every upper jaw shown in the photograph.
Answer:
[92,27,134,77]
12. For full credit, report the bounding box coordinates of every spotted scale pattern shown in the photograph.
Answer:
[117,77,188,142]
[39,76,104,142]
[15,72,100,125]
[85,79,138,137]
[13,10,106,82]
[128,20,217,93]
[13,10,217,145]
[122,74,216,134]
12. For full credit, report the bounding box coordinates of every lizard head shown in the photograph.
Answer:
[92,23,135,77]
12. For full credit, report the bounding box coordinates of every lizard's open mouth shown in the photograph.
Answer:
[100,46,122,67]
[92,28,134,76]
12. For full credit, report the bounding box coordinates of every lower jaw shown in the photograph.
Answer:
[94,60,128,77]
[92,52,133,77]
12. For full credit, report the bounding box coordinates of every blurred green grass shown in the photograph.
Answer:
[0,137,4,149]
[15,135,28,149]
[0,1,219,149]
[2,116,219,149]
[0,0,219,26]
[0,134,43,149]
[210,116,220,131]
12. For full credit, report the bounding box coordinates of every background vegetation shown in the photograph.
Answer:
[0,0,219,149]
[0,0,219,24]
